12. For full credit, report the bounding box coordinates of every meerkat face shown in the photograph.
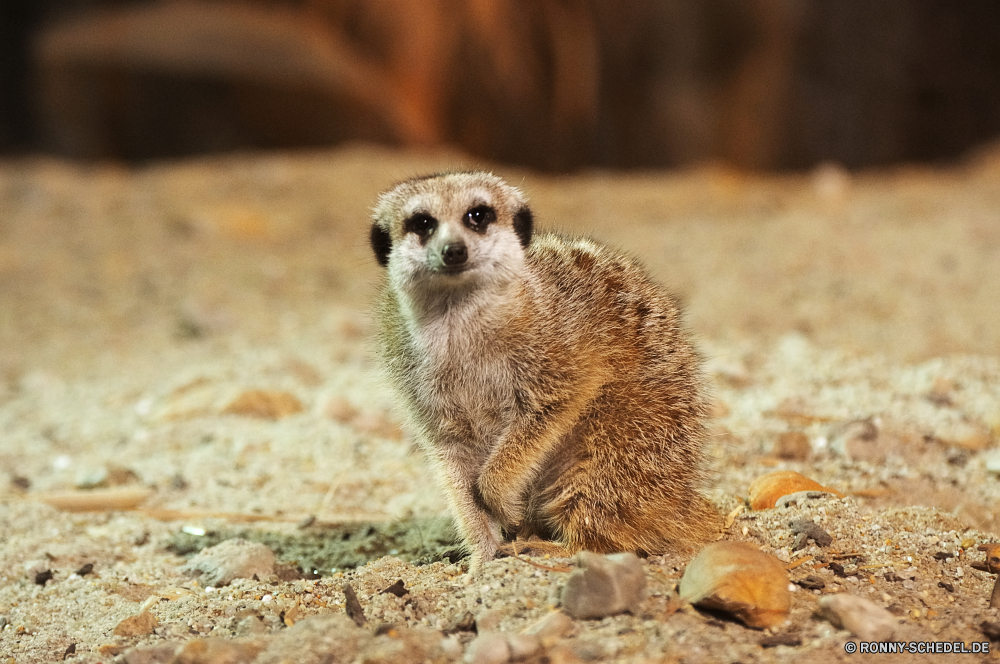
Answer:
[370,172,533,299]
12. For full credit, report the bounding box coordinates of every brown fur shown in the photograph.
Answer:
[370,171,721,570]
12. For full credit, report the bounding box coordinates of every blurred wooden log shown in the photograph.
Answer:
[33,487,154,512]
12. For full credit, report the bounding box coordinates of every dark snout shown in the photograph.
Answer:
[441,242,468,268]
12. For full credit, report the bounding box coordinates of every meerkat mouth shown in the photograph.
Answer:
[434,265,471,276]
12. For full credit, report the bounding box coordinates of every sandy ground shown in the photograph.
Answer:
[1,144,1000,663]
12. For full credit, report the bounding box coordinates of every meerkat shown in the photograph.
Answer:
[369,171,721,571]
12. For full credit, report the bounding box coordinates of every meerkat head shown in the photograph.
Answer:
[370,172,533,300]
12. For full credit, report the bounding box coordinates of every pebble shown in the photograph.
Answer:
[113,611,159,637]
[773,431,811,460]
[560,552,646,620]
[122,644,178,664]
[678,541,791,629]
[829,418,881,461]
[463,631,510,664]
[170,637,266,664]
[75,463,139,489]
[523,611,574,640]
[343,583,367,627]
[817,593,900,641]
[222,389,303,419]
[789,518,833,549]
[464,631,542,664]
[748,470,843,510]
[181,539,277,587]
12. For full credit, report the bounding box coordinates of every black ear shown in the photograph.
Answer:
[513,206,533,248]
[370,223,392,267]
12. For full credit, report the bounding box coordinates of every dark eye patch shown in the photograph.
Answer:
[463,205,496,232]
[404,213,437,240]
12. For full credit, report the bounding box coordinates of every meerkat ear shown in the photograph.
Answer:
[513,206,533,248]
[370,223,392,267]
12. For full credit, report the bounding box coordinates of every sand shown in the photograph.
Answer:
[1,144,999,663]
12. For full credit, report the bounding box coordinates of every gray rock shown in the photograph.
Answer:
[817,593,901,641]
[790,518,833,549]
[523,610,573,639]
[560,551,646,620]
[181,538,276,587]
[505,634,542,661]
[464,631,511,664]
[463,631,541,664]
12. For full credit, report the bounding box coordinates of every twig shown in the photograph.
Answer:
[785,555,813,571]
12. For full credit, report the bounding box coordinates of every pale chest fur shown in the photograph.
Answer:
[402,297,523,456]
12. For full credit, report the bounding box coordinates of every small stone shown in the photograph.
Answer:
[817,593,900,641]
[464,631,511,664]
[234,614,266,636]
[97,645,128,656]
[171,637,265,664]
[560,551,646,620]
[828,562,847,578]
[475,610,502,632]
[748,471,843,510]
[343,583,366,627]
[793,575,825,591]
[283,604,302,626]
[760,633,802,648]
[938,421,992,451]
[113,611,159,637]
[122,644,179,664]
[181,539,276,587]
[830,418,881,461]
[789,519,833,549]
[506,634,542,661]
[678,541,791,629]
[380,580,407,597]
[443,611,477,635]
[324,397,359,424]
[523,610,574,640]
[75,464,139,489]
[462,632,541,664]
[223,389,303,419]
[774,431,810,460]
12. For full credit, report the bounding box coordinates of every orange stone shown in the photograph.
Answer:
[112,610,159,637]
[748,470,843,510]
[223,389,303,420]
[679,541,791,629]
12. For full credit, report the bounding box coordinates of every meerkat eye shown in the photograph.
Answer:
[463,205,496,232]
[404,213,437,239]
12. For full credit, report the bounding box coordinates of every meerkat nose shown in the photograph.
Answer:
[441,242,468,267]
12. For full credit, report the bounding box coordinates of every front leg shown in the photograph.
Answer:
[435,448,503,573]
[476,378,603,530]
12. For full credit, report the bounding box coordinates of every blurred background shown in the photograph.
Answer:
[2,0,999,171]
